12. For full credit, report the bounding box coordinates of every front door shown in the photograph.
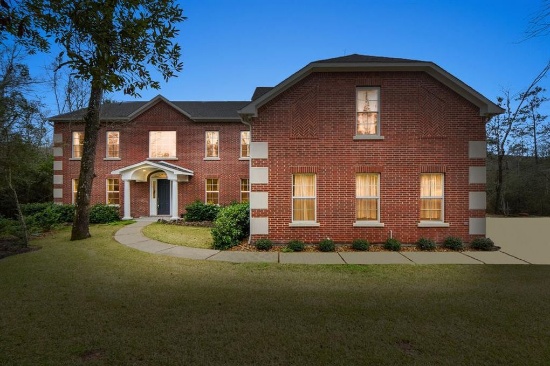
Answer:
[157,179,170,215]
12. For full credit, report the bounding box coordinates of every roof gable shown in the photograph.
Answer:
[239,54,504,117]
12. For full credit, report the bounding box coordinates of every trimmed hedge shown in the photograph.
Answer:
[211,203,250,250]
[255,238,273,251]
[416,237,436,251]
[443,236,464,251]
[384,238,401,251]
[352,239,370,251]
[470,237,495,251]
[183,201,220,222]
[318,238,335,252]
[89,204,120,224]
[286,240,305,252]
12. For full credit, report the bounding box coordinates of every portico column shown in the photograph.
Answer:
[122,179,132,220]
[171,179,179,220]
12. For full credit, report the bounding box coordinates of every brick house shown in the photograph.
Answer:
[51,54,503,244]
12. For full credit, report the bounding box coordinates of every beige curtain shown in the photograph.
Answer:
[356,174,378,220]
[420,174,443,220]
[293,174,315,221]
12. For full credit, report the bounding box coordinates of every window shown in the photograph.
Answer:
[206,178,219,204]
[205,131,219,158]
[149,131,176,158]
[106,178,120,205]
[356,173,380,221]
[356,88,380,135]
[72,132,84,158]
[106,131,119,158]
[241,178,250,203]
[240,131,250,158]
[72,178,79,204]
[292,174,316,222]
[420,173,444,221]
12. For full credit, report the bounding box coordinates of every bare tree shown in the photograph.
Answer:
[525,0,550,40]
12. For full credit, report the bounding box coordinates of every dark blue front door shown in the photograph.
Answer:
[157,179,170,215]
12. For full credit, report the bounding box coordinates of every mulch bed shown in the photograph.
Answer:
[0,239,40,260]
[228,242,460,253]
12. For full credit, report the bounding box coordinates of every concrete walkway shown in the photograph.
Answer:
[113,218,534,265]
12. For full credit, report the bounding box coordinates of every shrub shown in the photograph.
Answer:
[55,204,75,223]
[20,202,53,217]
[416,237,436,251]
[0,216,21,237]
[26,205,61,232]
[89,204,120,224]
[384,238,401,251]
[255,238,273,251]
[286,240,305,252]
[318,238,335,252]
[211,203,249,250]
[470,237,495,251]
[183,201,220,222]
[352,239,370,251]
[443,236,464,251]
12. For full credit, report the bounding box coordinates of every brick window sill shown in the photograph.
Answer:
[418,222,450,228]
[353,221,385,227]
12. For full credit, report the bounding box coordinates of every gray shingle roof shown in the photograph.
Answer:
[50,100,249,122]
[312,54,424,64]
[251,87,274,100]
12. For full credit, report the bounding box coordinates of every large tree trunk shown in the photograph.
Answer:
[71,82,103,241]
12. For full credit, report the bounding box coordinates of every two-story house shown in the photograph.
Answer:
[51,54,503,244]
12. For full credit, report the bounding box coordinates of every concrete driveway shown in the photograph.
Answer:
[487,217,550,264]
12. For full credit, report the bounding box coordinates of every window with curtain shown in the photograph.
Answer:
[292,174,316,222]
[420,173,444,221]
[356,173,379,221]
[149,131,176,158]
[240,131,250,158]
[106,178,120,205]
[72,132,84,158]
[206,178,219,204]
[240,178,249,203]
[72,178,79,204]
[356,88,380,135]
[106,131,119,158]
[205,131,219,158]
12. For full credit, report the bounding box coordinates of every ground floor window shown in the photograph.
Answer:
[206,178,219,204]
[72,178,79,204]
[292,174,316,222]
[420,173,444,221]
[241,178,249,203]
[106,178,120,205]
[356,173,380,221]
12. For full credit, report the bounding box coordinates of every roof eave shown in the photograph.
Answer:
[48,116,130,122]
[192,117,242,122]
[127,95,194,120]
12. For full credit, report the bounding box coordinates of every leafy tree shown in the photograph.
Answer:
[27,0,186,240]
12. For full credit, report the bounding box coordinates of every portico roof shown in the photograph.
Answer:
[111,160,194,182]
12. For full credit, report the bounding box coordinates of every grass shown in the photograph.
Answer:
[1,224,549,365]
[141,222,213,249]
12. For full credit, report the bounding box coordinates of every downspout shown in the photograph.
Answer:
[240,114,253,244]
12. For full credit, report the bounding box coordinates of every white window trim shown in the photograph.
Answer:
[106,178,120,206]
[418,173,449,227]
[240,178,250,203]
[354,173,384,226]
[149,131,177,159]
[240,131,251,159]
[355,87,382,138]
[106,131,120,159]
[205,131,220,159]
[72,131,83,159]
[290,173,318,226]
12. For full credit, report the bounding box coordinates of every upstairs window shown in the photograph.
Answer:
[356,173,380,221]
[356,88,380,136]
[292,174,316,222]
[72,178,79,204]
[205,131,219,158]
[149,131,176,158]
[106,131,119,158]
[420,173,444,221]
[240,131,250,158]
[72,132,84,158]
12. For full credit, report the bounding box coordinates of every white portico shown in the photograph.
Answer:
[112,161,193,220]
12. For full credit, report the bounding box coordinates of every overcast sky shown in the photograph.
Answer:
[30,0,549,112]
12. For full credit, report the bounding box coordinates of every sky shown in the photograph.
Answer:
[29,0,550,112]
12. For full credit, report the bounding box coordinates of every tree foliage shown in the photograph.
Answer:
[26,0,185,240]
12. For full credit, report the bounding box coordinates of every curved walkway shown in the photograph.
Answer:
[114,218,531,265]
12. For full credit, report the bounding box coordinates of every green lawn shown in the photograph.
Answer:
[1,224,549,365]
[141,222,213,249]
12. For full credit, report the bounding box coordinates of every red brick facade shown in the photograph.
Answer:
[53,101,249,218]
[249,71,488,244]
